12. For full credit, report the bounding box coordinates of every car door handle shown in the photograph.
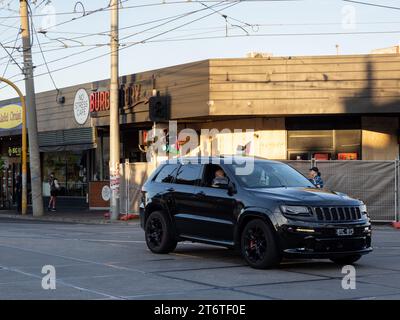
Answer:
[166,187,175,192]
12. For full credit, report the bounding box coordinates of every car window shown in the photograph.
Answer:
[232,162,315,189]
[202,164,229,188]
[175,164,202,186]
[154,164,179,183]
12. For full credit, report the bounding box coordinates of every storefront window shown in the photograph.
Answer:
[42,151,88,197]
[94,131,110,181]
[287,130,361,160]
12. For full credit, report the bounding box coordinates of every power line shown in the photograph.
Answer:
[136,29,400,43]
[35,1,233,46]
[0,0,303,19]
[20,1,233,70]
[342,0,400,11]
[31,12,58,91]
[0,0,240,88]
[2,27,21,77]
[0,39,23,73]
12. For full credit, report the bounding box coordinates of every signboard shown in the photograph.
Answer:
[101,185,111,201]
[73,89,90,125]
[313,153,330,160]
[0,104,22,131]
[8,146,22,157]
[89,83,147,116]
[338,153,358,160]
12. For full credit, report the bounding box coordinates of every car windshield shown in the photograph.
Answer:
[232,162,315,189]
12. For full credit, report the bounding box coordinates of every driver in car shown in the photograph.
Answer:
[212,169,229,187]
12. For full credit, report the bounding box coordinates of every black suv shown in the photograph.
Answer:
[140,157,372,269]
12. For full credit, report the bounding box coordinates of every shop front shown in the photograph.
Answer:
[0,100,24,209]
[38,127,95,207]
[2,54,399,212]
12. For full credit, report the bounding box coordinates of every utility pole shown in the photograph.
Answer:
[109,0,120,220]
[20,0,44,217]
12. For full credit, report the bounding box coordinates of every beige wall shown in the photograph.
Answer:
[362,117,399,160]
[182,117,286,159]
[209,54,400,117]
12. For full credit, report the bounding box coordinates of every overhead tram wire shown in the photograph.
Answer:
[342,0,400,11]
[3,0,400,89]
[30,7,58,91]
[2,27,21,77]
[23,27,400,51]
[124,29,400,44]
[0,0,297,48]
[13,18,400,52]
[4,2,400,88]
[36,1,233,46]
[0,0,238,89]
[0,40,23,74]
[0,1,232,50]
[0,0,304,19]
[14,1,235,70]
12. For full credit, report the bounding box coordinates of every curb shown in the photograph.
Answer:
[392,221,400,229]
[0,214,140,226]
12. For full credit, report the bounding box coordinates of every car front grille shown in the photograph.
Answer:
[313,206,362,222]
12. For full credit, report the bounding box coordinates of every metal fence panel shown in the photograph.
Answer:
[281,160,312,177]
[285,160,397,222]
[120,162,156,214]
[121,159,398,222]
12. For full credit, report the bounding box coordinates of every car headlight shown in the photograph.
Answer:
[280,205,311,216]
[359,203,367,214]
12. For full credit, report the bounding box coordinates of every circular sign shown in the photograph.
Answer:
[101,185,111,202]
[73,89,90,125]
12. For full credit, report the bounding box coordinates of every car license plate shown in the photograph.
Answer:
[336,228,354,236]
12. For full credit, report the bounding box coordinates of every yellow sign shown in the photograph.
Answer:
[0,104,22,130]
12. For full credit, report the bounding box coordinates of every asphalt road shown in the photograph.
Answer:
[0,218,399,300]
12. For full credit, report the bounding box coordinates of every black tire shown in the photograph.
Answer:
[330,254,362,265]
[145,211,177,254]
[241,219,281,269]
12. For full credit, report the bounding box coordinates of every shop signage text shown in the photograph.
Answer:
[0,104,22,131]
[90,91,110,112]
[73,89,90,125]
[90,83,146,115]
[8,146,21,157]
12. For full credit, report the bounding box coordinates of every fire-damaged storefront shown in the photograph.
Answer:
[1,53,400,211]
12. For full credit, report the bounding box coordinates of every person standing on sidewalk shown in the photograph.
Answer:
[309,167,324,189]
[48,173,60,212]
[15,174,22,213]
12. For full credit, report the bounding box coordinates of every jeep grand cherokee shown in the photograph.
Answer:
[140,157,372,269]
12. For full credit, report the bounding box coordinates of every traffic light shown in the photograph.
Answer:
[149,95,170,122]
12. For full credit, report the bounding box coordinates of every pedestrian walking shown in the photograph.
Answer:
[309,167,324,189]
[48,172,60,212]
[15,174,22,213]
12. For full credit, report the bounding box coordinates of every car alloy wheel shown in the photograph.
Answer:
[146,216,163,248]
[241,219,281,269]
[145,211,177,254]
[243,226,267,263]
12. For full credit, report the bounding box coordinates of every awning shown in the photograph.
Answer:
[39,143,97,153]
[38,127,96,152]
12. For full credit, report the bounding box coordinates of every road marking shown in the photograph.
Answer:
[0,264,124,300]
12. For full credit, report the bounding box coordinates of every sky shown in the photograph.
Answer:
[0,0,400,100]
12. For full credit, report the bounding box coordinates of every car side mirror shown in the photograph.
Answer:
[227,181,237,196]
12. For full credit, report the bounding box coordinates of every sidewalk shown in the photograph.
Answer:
[0,208,140,225]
